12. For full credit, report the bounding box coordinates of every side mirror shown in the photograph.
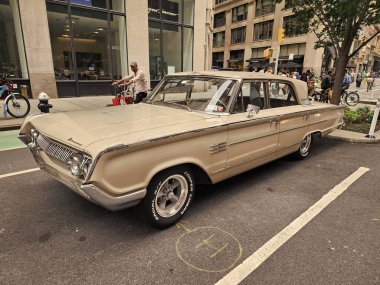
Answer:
[246,104,260,118]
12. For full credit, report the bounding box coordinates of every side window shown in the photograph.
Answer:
[232,81,265,114]
[268,81,298,108]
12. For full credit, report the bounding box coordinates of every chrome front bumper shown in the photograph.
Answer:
[19,134,146,211]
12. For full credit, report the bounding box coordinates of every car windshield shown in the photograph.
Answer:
[146,77,237,113]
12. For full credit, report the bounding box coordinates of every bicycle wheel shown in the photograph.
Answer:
[6,94,31,118]
[344,92,359,106]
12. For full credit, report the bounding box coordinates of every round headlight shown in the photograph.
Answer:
[66,153,84,176]
[30,128,39,141]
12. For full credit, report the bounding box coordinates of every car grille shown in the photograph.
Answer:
[37,134,77,163]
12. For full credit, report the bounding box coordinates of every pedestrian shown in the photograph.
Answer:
[356,73,362,88]
[320,70,333,103]
[112,61,148,103]
[300,72,308,82]
[343,69,352,91]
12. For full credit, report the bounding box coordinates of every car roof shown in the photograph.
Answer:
[165,71,308,101]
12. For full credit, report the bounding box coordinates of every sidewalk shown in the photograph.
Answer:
[0,95,379,143]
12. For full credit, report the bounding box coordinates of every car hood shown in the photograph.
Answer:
[29,103,224,154]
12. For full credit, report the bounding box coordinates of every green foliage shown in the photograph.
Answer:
[278,0,380,53]
[344,106,374,124]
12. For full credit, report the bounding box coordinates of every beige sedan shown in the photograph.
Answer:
[19,72,344,228]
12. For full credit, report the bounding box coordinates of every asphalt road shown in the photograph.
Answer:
[0,138,379,285]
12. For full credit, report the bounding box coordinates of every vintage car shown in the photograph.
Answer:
[19,71,344,228]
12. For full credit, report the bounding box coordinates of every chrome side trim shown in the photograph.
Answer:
[80,185,147,211]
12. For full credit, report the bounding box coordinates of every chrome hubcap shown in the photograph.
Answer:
[155,175,188,218]
[300,134,311,155]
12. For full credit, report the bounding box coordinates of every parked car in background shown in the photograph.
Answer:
[19,71,344,228]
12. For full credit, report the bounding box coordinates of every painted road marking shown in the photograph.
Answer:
[215,167,370,285]
[176,224,243,273]
[0,168,40,180]
[0,130,25,151]
[0,146,26,152]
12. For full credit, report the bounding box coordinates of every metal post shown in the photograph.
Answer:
[274,46,280,75]
[367,98,380,139]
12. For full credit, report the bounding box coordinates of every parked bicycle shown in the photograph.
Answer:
[313,87,359,106]
[0,73,30,118]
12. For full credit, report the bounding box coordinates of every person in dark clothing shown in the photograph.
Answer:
[356,73,362,88]
[321,71,333,103]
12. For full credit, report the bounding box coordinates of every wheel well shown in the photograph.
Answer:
[312,131,322,138]
[152,163,212,185]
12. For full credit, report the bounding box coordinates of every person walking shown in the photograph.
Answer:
[356,73,362,88]
[112,61,148,103]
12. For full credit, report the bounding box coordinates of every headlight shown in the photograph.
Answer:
[66,154,92,178]
[28,128,39,149]
[66,153,84,176]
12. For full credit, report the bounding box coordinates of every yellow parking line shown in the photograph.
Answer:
[0,168,40,180]
[215,167,370,285]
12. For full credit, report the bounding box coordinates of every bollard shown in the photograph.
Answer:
[367,98,380,139]
[3,101,7,118]
[37,92,53,113]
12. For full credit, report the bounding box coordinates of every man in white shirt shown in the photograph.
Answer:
[112,61,148,103]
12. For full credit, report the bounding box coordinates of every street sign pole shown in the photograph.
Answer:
[274,46,280,75]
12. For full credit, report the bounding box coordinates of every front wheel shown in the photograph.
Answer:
[344,92,359,106]
[142,167,195,229]
[292,133,312,160]
[6,94,30,118]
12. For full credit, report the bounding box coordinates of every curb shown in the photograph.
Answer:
[326,129,380,144]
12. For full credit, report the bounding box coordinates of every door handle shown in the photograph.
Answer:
[270,120,279,127]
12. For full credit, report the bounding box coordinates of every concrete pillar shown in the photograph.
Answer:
[125,0,150,88]
[18,0,57,98]
[193,0,212,71]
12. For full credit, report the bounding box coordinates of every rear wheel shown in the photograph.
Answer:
[142,167,195,229]
[344,92,359,106]
[6,94,30,118]
[292,133,312,160]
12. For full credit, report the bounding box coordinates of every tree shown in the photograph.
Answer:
[278,0,380,105]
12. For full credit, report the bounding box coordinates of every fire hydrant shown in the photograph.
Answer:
[37,92,53,113]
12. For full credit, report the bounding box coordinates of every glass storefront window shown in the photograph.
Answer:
[148,23,162,80]
[47,1,126,83]
[148,1,194,84]
[183,0,194,25]
[162,23,181,75]
[110,0,124,12]
[70,8,110,80]
[148,0,182,23]
[162,0,182,23]
[47,3,75,80]
[70,0,107,9]
[0,0,28,78]
[148,0,161,20]
[110,14,127,80]
[183,27,193,71]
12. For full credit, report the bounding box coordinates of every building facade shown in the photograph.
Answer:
[211,0,324,75]
[0,0,212,98]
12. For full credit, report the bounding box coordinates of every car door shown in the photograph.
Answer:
[222,80,280,176]
[267,81,310,158]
